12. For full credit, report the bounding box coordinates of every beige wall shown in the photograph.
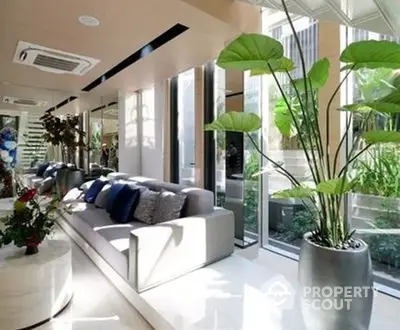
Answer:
[318,21,341,173]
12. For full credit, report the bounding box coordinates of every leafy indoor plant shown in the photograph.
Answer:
[0,181,59,255]
[40,112,86,164]
[205,1,400,328]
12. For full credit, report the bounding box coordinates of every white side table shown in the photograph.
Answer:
[0,240,72,329]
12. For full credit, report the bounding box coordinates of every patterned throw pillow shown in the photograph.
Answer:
[94,184,111,208]
[153,190,187,223]
[134,189,160,224]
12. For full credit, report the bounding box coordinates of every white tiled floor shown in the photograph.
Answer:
[37,229,152,330]
[237,245,400,330]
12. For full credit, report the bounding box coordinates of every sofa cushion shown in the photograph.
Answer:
[107,172,129,182]
[106,182,126,213]
[38,176,54,195]
[110,185,141,223]
[84,177,109,203]
[31,177,44,188]
[62,187,85,204]
[95,184,111,208]
[134,189,160,224]
[36,162,49,177]
[153,190,187,223]
[80,180,95,193]
[131,177,214,217]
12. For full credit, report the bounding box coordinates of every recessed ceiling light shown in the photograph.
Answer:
[79,15,100,27]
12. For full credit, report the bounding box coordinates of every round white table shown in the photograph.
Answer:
[0,239,72,329]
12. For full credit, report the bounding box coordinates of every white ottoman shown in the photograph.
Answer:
[0,240,72,329]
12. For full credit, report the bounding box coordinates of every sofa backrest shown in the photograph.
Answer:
[128,176,214,217]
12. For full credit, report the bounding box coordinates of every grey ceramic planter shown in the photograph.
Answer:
[299,232,373,330]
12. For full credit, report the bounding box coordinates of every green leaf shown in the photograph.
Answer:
[342,102,400,114]
[362,131,400,144]
[341,40,400,71]
[307,58,330,88]
[204,112,261,133]
[273,99,292,137]
[272,186,315,198]
[250,57,295,76]
[316,178,353,195]
[217,34,283,71]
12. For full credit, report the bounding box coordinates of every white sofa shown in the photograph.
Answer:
[60,175,235,292]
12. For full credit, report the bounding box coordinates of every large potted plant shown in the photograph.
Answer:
[205,1,400,328]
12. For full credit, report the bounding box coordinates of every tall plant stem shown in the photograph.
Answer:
[333,112,353,177]
[269,66,318,185]
[286,71,325,181]
[247,133,301,187]
[247,133,320,216]
[269,67,329,224]
[325,67,355,178]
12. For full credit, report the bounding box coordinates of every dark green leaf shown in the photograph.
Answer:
[217,34,283,71]
[341,40,400,71]
[204,112,261,133]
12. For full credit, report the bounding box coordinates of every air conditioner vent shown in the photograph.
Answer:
[13,41,100,76]
[33,54,80,72]
[2,96,48,108]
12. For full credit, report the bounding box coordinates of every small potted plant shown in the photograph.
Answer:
[0,182,59,255]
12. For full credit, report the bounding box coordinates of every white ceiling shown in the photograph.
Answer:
[239,0,400,36]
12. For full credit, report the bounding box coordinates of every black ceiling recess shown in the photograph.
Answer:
[82,23,189,92]
[45,96,78,113]
[44,23,189,112]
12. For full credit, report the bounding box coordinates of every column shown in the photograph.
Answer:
[118,91,141,175]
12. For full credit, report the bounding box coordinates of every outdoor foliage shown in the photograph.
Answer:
[353,144,400,198]
[205,0,400,248]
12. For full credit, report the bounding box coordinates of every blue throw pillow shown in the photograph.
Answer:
[36,162,49,177]
[110,185,141,223]
[84,178,109,204]
[106,182,126,213]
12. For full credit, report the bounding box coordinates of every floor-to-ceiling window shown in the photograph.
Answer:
[262,11,319,251]
[177,68,196,187]
[344,27,400,286]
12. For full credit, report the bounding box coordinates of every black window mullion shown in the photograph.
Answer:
[203,62,216,195]
[170,76,179,183]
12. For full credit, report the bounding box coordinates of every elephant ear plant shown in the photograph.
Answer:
[205,1,400,328]
[206,27,400,251]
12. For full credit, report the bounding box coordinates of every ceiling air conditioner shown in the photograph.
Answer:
[2,96,48,108]
[13,41,100,76]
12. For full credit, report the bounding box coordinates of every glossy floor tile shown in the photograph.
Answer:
[35,229,152,330]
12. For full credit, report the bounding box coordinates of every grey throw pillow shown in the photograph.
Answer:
[38,177,54,195]
[134,189,160,224]
[94,184,111,208]
[153,190,187,223]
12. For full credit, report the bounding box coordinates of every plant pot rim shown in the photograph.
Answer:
[303,231,368,254]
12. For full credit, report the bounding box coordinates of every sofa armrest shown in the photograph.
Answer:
[128,207,234,292]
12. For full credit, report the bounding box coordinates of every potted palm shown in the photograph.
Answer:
[205,1,400,328]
